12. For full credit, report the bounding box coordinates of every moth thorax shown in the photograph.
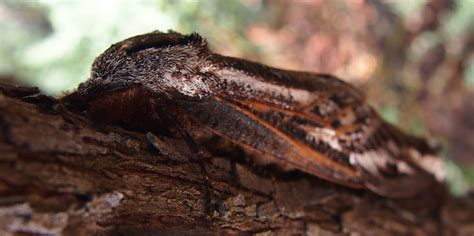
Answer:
[159,71,211,98]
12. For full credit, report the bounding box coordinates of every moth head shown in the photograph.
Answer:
[76,31,212,98]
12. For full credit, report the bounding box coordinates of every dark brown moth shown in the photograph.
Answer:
[64,31,444,198]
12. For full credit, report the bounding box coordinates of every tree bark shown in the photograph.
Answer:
[0,83,473,236]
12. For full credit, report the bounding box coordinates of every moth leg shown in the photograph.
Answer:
[157,111,213,215]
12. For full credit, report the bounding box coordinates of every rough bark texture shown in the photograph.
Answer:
[0,83,473,236]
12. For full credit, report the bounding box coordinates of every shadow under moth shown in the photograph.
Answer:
[63,31,444,198]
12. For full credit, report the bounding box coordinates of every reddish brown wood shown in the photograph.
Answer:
[0,83,473,235]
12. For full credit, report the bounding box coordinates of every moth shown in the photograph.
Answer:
[64,31,444,198]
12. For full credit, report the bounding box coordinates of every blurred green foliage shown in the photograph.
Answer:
[1,0,177,94]
[0,0,263,95]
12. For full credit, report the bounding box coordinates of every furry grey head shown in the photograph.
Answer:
[77,31,214,98]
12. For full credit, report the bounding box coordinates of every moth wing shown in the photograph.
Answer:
[177,97,365,188]
[176,56,442,197]
[224,85,442,197]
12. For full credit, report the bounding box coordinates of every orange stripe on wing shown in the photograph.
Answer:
[236,98,370,136]
[221,97,360,182]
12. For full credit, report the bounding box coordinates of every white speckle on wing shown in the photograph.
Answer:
[396,161,414,175]
[307,127,343,151]
[350,150,415,176]
[349,155,356,165]
[408,148,445,181]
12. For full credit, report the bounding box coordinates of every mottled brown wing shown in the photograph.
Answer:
[177,96,365,189]
[212,83,442,198]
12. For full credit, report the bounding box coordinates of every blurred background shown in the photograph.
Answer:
[0,0,473,194]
